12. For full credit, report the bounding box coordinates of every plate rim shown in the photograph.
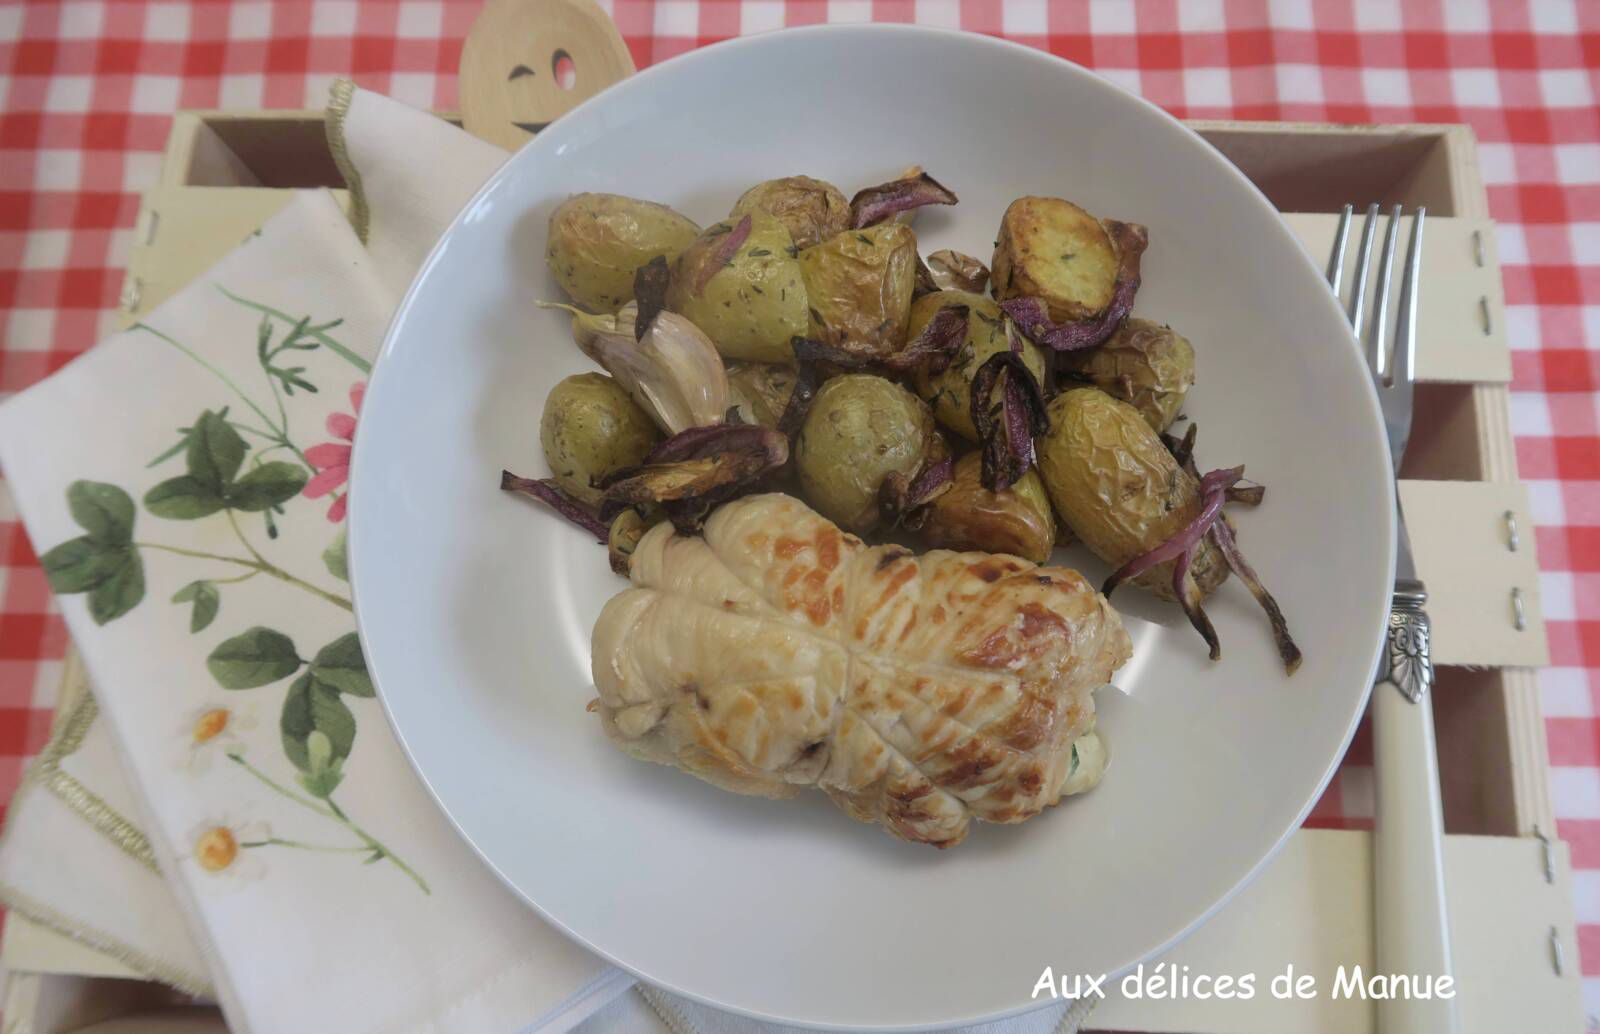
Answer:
[348,22,1395,1030]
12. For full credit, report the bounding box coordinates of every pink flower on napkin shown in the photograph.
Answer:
[302,382,364,522]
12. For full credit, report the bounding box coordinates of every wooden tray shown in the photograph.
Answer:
[0,112,1582,1034]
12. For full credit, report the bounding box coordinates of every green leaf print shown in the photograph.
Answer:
[146,411,254,518]
[144,475,226,519]
[40,537,130,593]
[146,410,306,517]
[322,529,348,582]
[223,462,307,512]
[281,673,356,774]
[67,480,135,545]
[87,554,144,625]
[207,627,302,689]
[187,410,247,492]
[40,482,145,623]
[171,580,220,633]
[309,632,372,697]
[298,730,346,797]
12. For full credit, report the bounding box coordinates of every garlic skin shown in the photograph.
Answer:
[927,249,990,294]
[539,301,729,434]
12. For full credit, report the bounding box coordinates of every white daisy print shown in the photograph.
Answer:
[185,816,271,885]
[176,704,257,773]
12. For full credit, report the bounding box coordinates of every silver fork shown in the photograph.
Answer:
[1329,204,1459,1034]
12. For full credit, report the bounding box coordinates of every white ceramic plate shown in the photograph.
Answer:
[350,25,1392,1030]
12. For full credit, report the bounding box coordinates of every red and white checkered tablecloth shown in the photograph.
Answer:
[1,0,1596,1017]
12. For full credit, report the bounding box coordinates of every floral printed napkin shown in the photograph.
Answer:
[0,176,628,1031]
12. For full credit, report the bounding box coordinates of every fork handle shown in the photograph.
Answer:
[1372,588,1460,1034]
[1379,582,1433,702]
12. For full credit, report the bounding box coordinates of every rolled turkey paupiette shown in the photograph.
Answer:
[590,493,1131,848]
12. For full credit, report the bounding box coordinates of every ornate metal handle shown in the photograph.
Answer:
[1379,578,1433,704]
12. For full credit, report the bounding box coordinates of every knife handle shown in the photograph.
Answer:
[1373,588,1460,1034]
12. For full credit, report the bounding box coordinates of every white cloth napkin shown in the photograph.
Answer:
[0,84,1094,1034]
[0,681,210,994]
[0,81,641,1030]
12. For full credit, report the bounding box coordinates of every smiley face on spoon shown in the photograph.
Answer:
[459,0,636,152]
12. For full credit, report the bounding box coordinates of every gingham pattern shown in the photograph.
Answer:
[0,0,1595,1014]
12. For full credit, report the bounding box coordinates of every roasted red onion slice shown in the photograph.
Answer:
[849,172,958,229]
[1227,482,1266,506]
[643,423,752,464]
[500,472,609,543]
[1163,424,1266,506]
[881,304,969,374]
[1162,422,1198,468]
[1172,542,1221,661]
[1101,462,1299,672]
[1000,220,1149,352]
[632,255,671,340]
[1101,468,1241,598]
[878,456,954,528]
[689,214,752,297]
[599,423,789,533]
[971,352,1049,492]
[1209,517,1302,674]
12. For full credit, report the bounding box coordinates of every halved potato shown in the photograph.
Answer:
[797,223,918,362]
[990,196,1119,323]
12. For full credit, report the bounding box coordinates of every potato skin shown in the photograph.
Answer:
[540,373,662,509]
[546,193,701,313]
[730,176,850,250]
[1037,388,1226,600]
[797,224,918,362]
[665,211,809,364]
[908,290,1048,442]
[991,196,1119,323]
[795,374,933,534]
[920,453,1056,563]
[1059,318,1195,433]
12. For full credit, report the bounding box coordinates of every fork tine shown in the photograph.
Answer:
[1327,203,1353,292]
[1392,207,1426,388]
[1348,203,1380,333]
[1370,205,1403,382]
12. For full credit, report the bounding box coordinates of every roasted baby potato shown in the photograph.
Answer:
[1036,388,1226,600]
[991,196,1120,323]
[730,176,850,250]
[919,452,1056,563]
[666,211,809,364]
[908,290,1047,442]
[546,193,701,313]
[797,223,918,362]
[795,374,934,533]
[540,373,662,509]
[726,362,798,429]
[1059,318,1195,433]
